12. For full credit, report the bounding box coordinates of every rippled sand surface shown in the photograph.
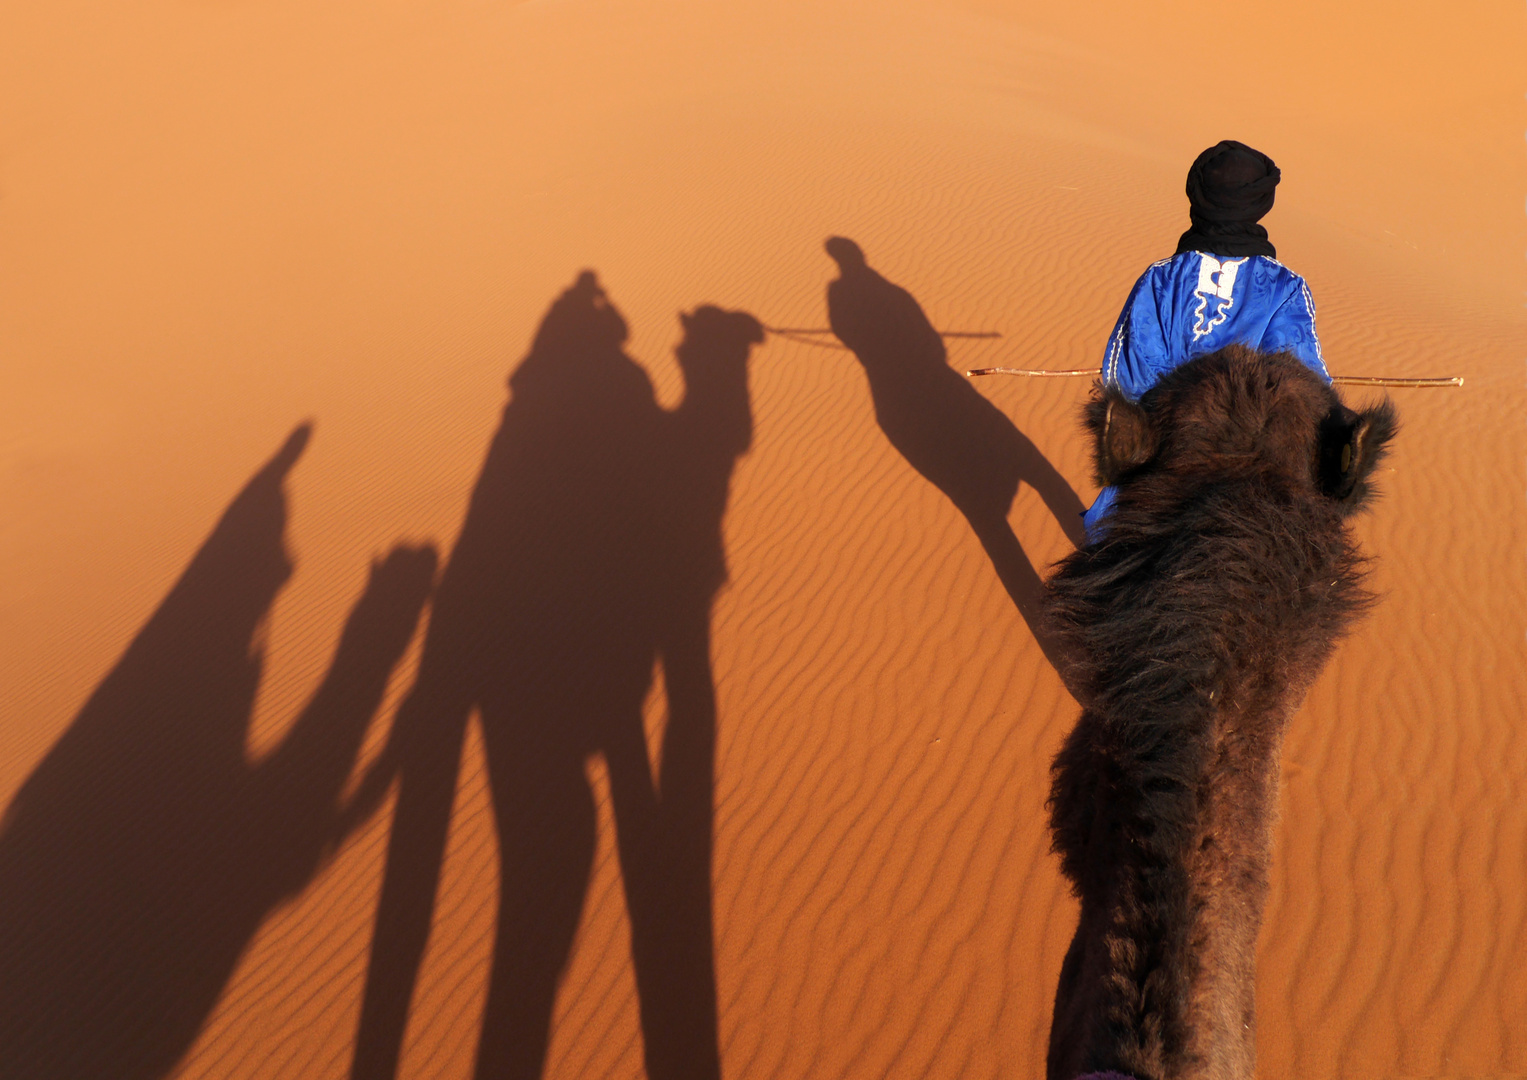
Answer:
[1,2,1523,1077]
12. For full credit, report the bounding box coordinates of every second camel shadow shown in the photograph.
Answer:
[351,272,762,1080]
[0,424,436,1080]
[824,236,1084,668]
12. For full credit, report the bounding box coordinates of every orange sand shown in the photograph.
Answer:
[1,1,1524,1077]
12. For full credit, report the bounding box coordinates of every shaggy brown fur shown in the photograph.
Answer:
[1043,346,1397,1080]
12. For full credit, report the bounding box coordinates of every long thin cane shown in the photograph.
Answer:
[965,366,1463,388]
[762,327,1464,388]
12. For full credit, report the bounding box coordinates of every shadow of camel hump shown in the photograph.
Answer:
[824,236,1084,668]
[0,424,436,1080]
[351,271,761,1080]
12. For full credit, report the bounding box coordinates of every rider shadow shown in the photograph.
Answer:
[823,237,1085,671]
[0,425,437,1080]
[350,273,761,1080]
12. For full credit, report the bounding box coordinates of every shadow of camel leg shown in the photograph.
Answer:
[351,699,468,1080]
[604,631,722,1080]
[1009,428,1087,550]
[649,627,723,1080]
[969,515,1078,684]
[472,746,597,1080]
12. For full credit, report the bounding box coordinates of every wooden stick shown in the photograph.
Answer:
[767,329,851,350]
[965,366,1463,388]
[767,326,1001,339]
[965,366,1096,378]
[767,325,1462,388]
[1331,375,1463,388]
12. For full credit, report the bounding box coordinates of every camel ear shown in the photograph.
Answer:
[1317,398,1398,514]
[1086,385,1156,486]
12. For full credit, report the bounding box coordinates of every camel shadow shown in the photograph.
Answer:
[823,236,1084,669]
[350,272,760,1080]
[0,425,437,1080]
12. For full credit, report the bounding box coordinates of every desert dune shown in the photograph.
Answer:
[0,1,1523,1077]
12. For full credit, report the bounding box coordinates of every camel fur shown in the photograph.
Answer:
[1043,345,1397,1080]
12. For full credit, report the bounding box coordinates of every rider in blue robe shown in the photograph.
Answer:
[1083,141,1331,542]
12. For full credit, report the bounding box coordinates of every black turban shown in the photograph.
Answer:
[1174,140,1281,258]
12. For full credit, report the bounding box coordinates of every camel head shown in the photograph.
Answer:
[676,306,765,377]
[1046,345,1398,1080]
[1086,345,1398,519]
